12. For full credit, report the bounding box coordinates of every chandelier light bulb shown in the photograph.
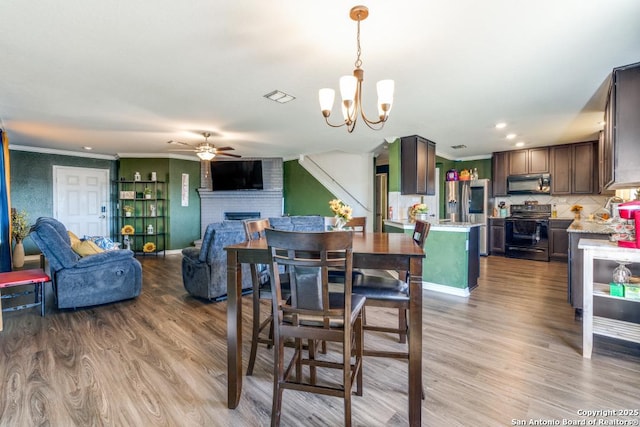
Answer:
[319,88,335,117]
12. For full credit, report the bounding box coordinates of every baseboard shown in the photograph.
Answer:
[164,249,183,255]
[422,281,470,297]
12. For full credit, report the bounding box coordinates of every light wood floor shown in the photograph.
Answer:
[0,255,638,426]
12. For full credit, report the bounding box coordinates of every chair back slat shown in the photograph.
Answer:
[265,229,353,326]
[412,220,431,249]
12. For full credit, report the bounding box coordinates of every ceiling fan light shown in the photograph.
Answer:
[197,151,215,161]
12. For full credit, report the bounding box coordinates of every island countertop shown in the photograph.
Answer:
[384,219,483,232]
[567,219,613,234]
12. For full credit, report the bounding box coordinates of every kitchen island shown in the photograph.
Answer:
[567,219,640,322]
[384,220,481,296]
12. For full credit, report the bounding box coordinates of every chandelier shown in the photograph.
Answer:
[196,147,215,161]
[319,5,394,132]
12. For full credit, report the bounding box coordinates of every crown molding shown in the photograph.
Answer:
[9,144,117,160]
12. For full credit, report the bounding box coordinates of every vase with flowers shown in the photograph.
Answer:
[570,204,583,221]
[11,208,30,268]
[329,199,353,231]
[409,203,428,222]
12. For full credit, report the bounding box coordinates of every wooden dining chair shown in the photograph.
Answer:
[243,218,286,376]
[265,228,365,427]
[327,217,366,285]
[354,220,431,350]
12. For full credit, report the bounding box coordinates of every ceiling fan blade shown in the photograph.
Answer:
[217,152,242,158]
[214,146,235,151]
[167,140,195,147]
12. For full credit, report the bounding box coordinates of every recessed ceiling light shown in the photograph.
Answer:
[495,122,507,129]
[264,90,296,104]
[515,141,525,147]
[506,133,517,140]
[83,146,93,150]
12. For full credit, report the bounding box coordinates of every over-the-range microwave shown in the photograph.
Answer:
[507,174,551,195]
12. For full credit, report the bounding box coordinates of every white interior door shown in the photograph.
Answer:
[53,166,110,237]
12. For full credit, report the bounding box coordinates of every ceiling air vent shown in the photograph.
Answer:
[451,144,467,149]
[263,90,296,104]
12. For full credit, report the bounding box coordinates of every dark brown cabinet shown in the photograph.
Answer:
[492,151,509,196]
[550,141,597,195]
[508,147,549,175]
[549,219,572,261]
[602,62,640,189]
[489,218,505,255]
[400,135,436,195]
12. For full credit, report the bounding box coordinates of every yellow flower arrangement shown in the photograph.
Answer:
[329,199,353,222]
[409,203,428,217]
[570,204,583,213]
[121,225,135,235]
[143,242,156,253]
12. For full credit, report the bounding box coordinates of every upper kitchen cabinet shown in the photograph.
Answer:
[603,62,640,189]
[550,142,598,195]
[400,135,436,195]
[508,147,549,175]
[492,151,509,196]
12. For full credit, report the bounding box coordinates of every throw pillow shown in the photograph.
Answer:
[84,236,118,251]
[72,240,104,257]
[68,231,81,246]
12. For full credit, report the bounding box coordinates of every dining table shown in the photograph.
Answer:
[224,231,425,425]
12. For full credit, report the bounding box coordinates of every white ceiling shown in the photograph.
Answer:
[1,1,639,161]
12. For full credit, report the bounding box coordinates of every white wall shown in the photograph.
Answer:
[298,151,374,230]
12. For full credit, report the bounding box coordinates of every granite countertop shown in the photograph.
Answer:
[384,219,482,231]
[566,219,614,234]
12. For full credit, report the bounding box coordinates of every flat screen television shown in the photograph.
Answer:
[210,160,264,191]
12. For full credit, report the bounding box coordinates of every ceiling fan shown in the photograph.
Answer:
[167,132,241,160]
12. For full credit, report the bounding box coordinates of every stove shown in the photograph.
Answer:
[505,204,551,261]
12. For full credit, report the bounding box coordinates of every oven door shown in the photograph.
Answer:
[505,218,549,261]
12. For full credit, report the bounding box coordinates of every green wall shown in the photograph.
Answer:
[9,150,116,255]
[118,158,201,249]
[388,138,401,192]
[283,160,336,216]
[8,151,201,254]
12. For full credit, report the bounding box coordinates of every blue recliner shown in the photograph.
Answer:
[29,217,142,309]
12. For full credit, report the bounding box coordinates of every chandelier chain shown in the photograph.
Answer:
[354,14,362,69]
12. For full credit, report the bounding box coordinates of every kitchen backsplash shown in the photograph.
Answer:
[388,192,438,221]
[493,192,632,218]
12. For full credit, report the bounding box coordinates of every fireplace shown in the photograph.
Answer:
[224,212,261,221]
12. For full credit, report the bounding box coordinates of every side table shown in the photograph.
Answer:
[0,269,51,331]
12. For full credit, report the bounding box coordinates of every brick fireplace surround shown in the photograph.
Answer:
[197,158,283,237]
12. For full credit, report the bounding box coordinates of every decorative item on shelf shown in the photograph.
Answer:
[11,208,30,268]
[318,5,394,133]
[150,171,157,181]
[121,225,135,251]
[143,242,156,253]
[143,187,153,199]
[123,205,134,217]
[134,172,141,182]
[459,169,470,181]
[328,199,353,231]
[445,169,459,181]
[570,204,583,220]
[120,190,135,200]
[147,224,154,235]
[409,203,428,222]
[149,204,156,217]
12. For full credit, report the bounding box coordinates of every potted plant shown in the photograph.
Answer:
[143,187,153,199]
[123,205,134,217]
[11,208,30,268]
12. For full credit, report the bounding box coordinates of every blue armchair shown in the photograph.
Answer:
[182,221,254,301]
[29,217,142,309]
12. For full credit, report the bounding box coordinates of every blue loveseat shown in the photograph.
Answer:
[181,216,325,301]
[29,217,142,309]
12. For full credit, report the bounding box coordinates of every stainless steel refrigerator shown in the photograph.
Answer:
[445,179,490,255]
